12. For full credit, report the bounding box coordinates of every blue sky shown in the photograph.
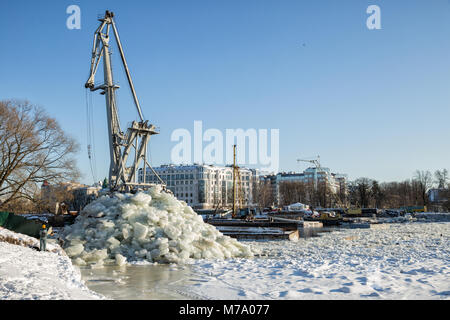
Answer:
[1,0,450,184]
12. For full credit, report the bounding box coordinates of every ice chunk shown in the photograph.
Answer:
[106,237,120,249]
[150,248,160,259]
[163,225,181,240]
[83,249,108,263]
[130,192,152,206]
[99,220,115,230]
[133,222,148,240]
[65,243,84,257]
[73,257,87,266]
[122,226,131,240]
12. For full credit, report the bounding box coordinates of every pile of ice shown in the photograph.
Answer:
[61,186,254,267]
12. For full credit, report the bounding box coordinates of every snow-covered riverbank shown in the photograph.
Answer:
[0,227,103,300]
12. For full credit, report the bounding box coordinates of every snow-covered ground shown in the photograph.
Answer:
[184,221,450,300]
[2,219,449,300]
[0,227,103,300]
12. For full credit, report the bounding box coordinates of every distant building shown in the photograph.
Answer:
[40,181,101,213]
[261,167,348,206]
[138,164,259,210]
[71,185,102,212]
[428,188,449,204]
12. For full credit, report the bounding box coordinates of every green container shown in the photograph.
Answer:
[0,212,11,226]
[0,213,42,239]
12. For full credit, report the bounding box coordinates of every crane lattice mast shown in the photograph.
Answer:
[85,10,161,192]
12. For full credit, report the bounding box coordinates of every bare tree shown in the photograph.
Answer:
[434,169,449,189]
[355,177,371,208]
[348,171,438,209]
[278,181,309,207]
[316,180,333,208]
[413,170,432,206]
[337,179,348,207]
[0,100,80,210]
[370,180,383,208]
[278,182,297,206]
[256,181,274,209]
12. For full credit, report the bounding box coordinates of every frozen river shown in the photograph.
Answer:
[79,264,197,300]
[78,226,328,300]
[79,220,450,300]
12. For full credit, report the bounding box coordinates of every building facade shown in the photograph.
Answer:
[261,167,348,206]
[138,164,258,210]
[40,181,101,214]
[428,188,449,204]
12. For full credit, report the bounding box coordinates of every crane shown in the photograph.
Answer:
[297,155,321,190]
[297,155,321,169]
[85,10,162,192]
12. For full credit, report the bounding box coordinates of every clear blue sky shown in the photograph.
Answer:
[1,0,450,184]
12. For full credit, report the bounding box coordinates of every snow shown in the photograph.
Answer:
[0,227,103,300]
[2,207,449,300]
[61,186,254,266]
[183,221,450,300]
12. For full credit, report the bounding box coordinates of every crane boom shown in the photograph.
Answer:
[297,155,321,168]
[85,10,160,192]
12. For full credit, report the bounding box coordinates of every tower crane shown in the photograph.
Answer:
[297,155,321,190]
[297,155,321,169]
[85,10,162,192]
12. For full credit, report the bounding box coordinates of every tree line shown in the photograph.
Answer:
[255,179,340,209]
[256,169,450,211]
[348,170,449,210]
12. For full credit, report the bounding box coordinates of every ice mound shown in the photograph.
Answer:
[61,186,254,267]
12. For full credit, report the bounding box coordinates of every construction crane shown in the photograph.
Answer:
[297,155,321,169]
[297,155,321,190]
[85,10,162,192]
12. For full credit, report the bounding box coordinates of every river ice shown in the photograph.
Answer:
[2,215,449,300]
[182,221,450,300]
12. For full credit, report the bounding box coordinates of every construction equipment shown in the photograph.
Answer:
[297,155,321,189]
[231,145,244,218]
[85,10,162,192]
[297,155,321,169]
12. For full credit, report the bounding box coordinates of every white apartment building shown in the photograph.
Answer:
[262,167,348,205]
[138,164,258,210]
